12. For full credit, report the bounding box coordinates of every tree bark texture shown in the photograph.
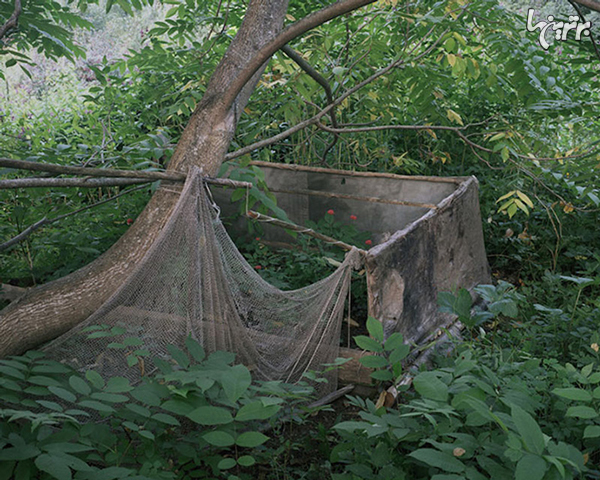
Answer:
[0,0,290,357]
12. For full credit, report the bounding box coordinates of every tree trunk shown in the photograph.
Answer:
[0,0,290,357]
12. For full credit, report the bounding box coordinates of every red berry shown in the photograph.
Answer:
[327,209,335,215]
[365,239,372,246]
[254,265,262,270]
[126,218,133,225]
[350,215,357,220]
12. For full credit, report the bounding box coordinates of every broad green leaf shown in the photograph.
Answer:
[222,365,252,403]
[167,345,190,369]
[218,458,236,470]
[511,405,545,455]
[552,388,592,402]
[236,401,280,421]
[35,454,72,480]
[237,455,256,467]
[515,454,547,480]
[151,413,180,426]
[185,336,205,362]
[236,431,269,448]
[584,425,600,438]
[409,448,464,473]
[413,372,448,402]
[366,316,384,342]
[105,377,133,393]
[384,332,404,351]
[359,355,388,369]
[203,431,235,447]
[0,445,40,461]
[354,335,383,353]
[187,406,233,425]
[48,386,76,403]
[566,405,598,419]
[85,370,104,390]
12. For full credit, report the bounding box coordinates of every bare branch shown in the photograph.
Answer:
[0,177,151,189]
[225,24,450,160]
[0,158,252,188]
[0,185,149,252]
[280,45,339,162]
[0,0,22,41]
[568,0,600,62]
[570,0,600,13]
[221,0,379,111]
[0,158,186,182]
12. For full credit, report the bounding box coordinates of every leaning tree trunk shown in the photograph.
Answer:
[0,0,376,357]
[0,0,290,357]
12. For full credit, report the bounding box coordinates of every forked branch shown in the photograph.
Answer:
[0,0,22,41]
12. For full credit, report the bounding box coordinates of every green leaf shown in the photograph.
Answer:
[48,386,76,403]
[515,454,547,480]
[0,445,40,461]
[90,392,128,403]
[566,405,598,419]
[511,405,545,455]
[413,372,448,402]
[185,336,205,362]
[151,413,180,426]
[359,355,388,369]
[409,448,464,473]
[218,458,236,470]
[366,317,384,342]
[105,377,133,393]
[354,335,383,353]
[35,454,72,480]
[167,345,190,368]
[77,400,114,413]
[584,425,600,438]
[235,401,280,421]
[85,370,104,390]
[552,388,592,402]
[203,431,235,447]
[236,431,269,448]
[187,406,233,425]
[384,332,405,351]
[370,370,393,381]
[389,344,410,364]
[222,365,252,403]
[237,455,256,467]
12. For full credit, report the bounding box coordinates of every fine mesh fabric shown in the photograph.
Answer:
[42,167,361,395]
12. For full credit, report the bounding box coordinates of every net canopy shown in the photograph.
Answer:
[42,167,361,395]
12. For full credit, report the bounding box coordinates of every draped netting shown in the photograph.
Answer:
[42,167,362,395]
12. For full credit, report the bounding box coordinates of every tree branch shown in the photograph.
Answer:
[0,0,22,41]
[0,158,186,181]
[0,177,151,189]
[221,0,378,111]
[570,0,600,13]
[225,23,450,161]
[0,185,149,252]
[280,44,339,162]
[0,158,252,189]
[568,0,600,62]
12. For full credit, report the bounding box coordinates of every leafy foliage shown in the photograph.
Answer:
[0,337,314,479]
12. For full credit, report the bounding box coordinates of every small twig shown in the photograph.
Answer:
[0,185,149,252]
[247,210,367,254]
[0,0,22,41]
